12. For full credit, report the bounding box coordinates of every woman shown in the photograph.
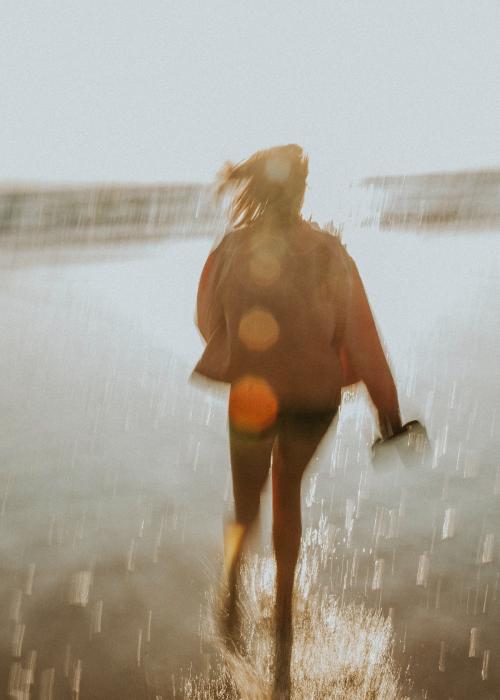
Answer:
[194,144,403,698]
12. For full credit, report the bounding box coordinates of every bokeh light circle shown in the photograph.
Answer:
[238,308,280,351]
[229,375,279,433]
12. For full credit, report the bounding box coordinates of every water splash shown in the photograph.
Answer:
[183,519,408,699]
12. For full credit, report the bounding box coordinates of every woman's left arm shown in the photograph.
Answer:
[340,256,403,440]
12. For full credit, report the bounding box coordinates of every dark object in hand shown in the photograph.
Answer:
[372,420,429,472]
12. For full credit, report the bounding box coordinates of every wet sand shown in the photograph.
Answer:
[0,239,227,698]
[1,227,499,698]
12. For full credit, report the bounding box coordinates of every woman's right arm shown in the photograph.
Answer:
[340,255,403,440]
[196,248,222,342]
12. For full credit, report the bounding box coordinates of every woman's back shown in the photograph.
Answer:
[195,218,351,411]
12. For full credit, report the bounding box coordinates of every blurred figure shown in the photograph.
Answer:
[194,144,403,699]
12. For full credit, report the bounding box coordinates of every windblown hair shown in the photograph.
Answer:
[216,144,309,228]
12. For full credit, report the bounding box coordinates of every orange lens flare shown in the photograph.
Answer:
[229,375,279,433]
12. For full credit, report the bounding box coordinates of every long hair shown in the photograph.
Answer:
[216,144,309,228]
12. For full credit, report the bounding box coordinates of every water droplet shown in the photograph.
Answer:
[417,552,430,588]
[11,623,25,658]
[24,563,36,596]
[127,539,136,573]
[67,570,92,607]
[90,600,103,637]
[372,559,385,591]
[442,507,457,540]
[469,627,481,658]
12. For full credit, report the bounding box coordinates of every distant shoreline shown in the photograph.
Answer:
[1,168,499,247]
[359,168,500,230]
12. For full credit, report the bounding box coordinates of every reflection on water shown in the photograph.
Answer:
[0,176,500,698]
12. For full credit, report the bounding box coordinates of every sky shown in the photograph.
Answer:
[2,1,500,220]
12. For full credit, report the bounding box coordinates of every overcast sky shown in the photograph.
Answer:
[2,1,499,219]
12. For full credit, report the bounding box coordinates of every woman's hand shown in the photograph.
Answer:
[372,420,429,471]
[378,413,404,442]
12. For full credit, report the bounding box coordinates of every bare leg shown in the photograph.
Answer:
[222,426,275,650]
[272,440,301,696]
[271,413,335,698]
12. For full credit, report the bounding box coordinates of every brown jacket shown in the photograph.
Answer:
[194,220,400,428]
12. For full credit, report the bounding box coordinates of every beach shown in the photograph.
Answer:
[1,206,499,698]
